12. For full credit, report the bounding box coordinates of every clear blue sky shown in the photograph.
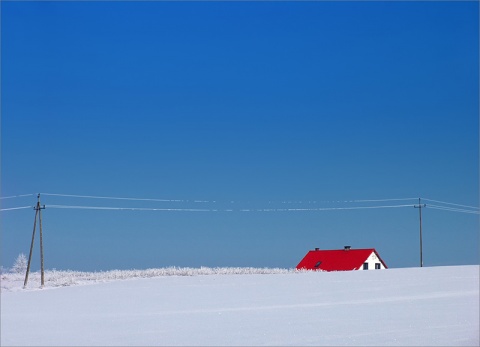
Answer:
[1,1,478,272]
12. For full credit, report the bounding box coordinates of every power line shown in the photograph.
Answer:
[3,193,472,209]
[39,193,418,205]
[273,198,418,205]
[40,193,190,203]
[0,206,33,211]
[47,205,212,212]
[426,204,480,215]
[45,203,415,212]
[422,198,479,211]
[1,193,479,216]
[243,204,416,212]
[337,198,417,203]
[0,194,35,200]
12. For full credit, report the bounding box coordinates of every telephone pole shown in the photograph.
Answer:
[414,198,426,267]
[24,194,45,288]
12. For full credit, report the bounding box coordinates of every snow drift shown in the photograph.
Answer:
[1,265,478,346]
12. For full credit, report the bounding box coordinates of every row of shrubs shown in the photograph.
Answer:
[2,254,305,291]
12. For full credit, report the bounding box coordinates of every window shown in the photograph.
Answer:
[363,263,369,270]
[314,261,322,268]
[375,263,381,270]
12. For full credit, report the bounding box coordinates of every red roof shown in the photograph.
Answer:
[296,248,388,271]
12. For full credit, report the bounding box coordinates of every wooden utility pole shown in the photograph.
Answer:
[414,198,426,267]
[24,194,45,288]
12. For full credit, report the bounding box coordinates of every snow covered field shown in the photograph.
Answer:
[1,265,478,346]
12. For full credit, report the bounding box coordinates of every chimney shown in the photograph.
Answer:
[344,246,351,251]
[315,248,319,251]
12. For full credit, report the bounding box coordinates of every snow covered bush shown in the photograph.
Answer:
[2,266,300,291]
[11,253,27,274]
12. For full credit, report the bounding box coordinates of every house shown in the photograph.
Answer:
[296,246,388,271]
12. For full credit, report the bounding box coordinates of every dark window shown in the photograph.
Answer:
[363,262,368,270]
[375,263,381,269]
[314,261,322,268]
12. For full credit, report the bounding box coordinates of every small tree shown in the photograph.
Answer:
[12,253,27,274]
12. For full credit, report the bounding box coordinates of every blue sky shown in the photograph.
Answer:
[1,1,478,271]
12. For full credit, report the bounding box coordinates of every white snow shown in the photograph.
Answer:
[1,265,478,346]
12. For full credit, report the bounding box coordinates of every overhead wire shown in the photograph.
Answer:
[46,205,212,212]
[426,204,480,215]
[0,206,33,211]
[422,198,479,211]
[45,203,415,212]
[40,193,189,203]
[242,204,415,212]
[0,194,35,200]
[39,192,418,205]
[1,193,479,215]
[332,198,417,203]
[0,193,36,211]
[254,198,407,205]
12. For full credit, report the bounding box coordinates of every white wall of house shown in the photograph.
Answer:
[358,252,386,270]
